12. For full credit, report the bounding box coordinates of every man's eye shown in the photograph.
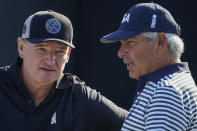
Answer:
[127,41,136,46]
[56,50,65,55]
[38,48,46,51]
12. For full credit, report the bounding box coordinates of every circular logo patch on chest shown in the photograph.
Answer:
[45,18,61,34]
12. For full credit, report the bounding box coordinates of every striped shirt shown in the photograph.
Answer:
[121,63,197,131]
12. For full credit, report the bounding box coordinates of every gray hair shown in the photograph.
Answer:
[142,32,184,60]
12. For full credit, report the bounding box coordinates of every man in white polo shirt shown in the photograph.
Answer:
[100,2,197,131]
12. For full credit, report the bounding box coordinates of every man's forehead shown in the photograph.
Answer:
[34,41,69,49]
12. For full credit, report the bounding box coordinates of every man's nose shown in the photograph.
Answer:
[46,52,56,65]
[118,46,128,58]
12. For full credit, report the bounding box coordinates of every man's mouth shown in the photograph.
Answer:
[40,67,56,72]
[127,63,133,67]
[126,63,134,70]
[123,59,134,70]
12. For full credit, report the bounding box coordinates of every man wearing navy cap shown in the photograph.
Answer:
[101,2,197,131]
[0,10,128,131]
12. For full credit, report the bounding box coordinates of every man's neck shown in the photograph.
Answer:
[26,82,54,106]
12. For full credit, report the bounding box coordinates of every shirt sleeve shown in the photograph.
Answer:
[73,76,128,131]
[85,86,128,131]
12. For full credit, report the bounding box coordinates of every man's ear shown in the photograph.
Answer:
[17,37,25,59]
[66,47,71,62]
[157,32,167,47]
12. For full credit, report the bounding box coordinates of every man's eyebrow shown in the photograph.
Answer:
[121,39,128,42]
[35,44,49,47]
[57,46,68,50]
[122,38,135,43]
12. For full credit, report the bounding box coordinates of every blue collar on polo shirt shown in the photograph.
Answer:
[139,62,190,83]
[131,62,190,106]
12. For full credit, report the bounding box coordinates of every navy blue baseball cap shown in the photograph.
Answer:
[100,3,181,43]
[22,10,75,48]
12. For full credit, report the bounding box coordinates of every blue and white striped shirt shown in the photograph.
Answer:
[121,63,197,131]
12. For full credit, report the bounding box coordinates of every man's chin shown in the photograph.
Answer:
[39,76,57,84]
[129,72,138,80]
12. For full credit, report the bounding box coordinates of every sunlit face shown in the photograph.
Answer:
[118,33,158,80]
[18,38,71,86]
